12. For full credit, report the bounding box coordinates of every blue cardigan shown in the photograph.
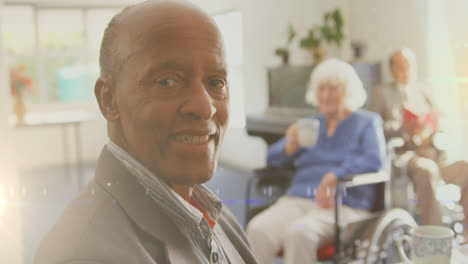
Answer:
[267,110,386,211]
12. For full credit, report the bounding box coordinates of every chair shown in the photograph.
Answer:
[245,138,417,263]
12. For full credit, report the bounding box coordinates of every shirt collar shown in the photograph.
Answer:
[395,82,409,101]
[106,140,223,228]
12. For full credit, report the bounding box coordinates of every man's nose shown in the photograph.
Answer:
[180,81,216,121]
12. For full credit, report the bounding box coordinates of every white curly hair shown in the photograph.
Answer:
[305,58,367,111]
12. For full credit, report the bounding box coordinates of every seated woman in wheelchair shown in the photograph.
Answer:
[246,58,386,264]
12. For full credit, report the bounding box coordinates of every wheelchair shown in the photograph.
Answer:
[245,138,417,264]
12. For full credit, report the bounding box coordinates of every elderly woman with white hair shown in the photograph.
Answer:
[246,58,386,264]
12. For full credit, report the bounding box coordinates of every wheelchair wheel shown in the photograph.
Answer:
[364,208,417,264]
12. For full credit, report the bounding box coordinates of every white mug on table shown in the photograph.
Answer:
[297,118,320,147]
[397,225,454,264]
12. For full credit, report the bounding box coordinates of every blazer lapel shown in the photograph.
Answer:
[213,223,245,264]
[94,147,203,263]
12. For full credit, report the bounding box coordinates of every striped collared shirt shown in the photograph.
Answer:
[107,141,229,264]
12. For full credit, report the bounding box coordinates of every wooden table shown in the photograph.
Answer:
[10,111,94,187]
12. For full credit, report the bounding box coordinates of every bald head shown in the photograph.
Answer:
[99,0,222,83]
[389,47,418,85]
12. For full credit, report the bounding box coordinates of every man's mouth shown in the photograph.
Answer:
[173,134,212,145]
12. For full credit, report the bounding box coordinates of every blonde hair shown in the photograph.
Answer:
[306,58,367,111]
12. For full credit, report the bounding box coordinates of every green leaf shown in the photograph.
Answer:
[287,24,296,44]
[274,47,288,56]
[299,8,345,49]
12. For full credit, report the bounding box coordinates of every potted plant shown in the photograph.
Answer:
[274,24,296,65]
[320,9,344,46]
[299,8,344,64]
[299,27,324,64]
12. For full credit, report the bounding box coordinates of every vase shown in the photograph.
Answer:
[352,45,365,61]
[13,94,26,124]
[309,47,326,65]
[281,53,290,65]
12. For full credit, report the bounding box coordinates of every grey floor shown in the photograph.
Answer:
[17,162,253,264]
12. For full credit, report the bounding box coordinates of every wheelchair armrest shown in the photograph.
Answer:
[339,171,389,188]
[334,171,390,260]
[245,167,295,223]
[251,167,295,188]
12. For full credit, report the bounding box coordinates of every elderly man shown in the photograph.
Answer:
[370,48,468,230]
[34,1,257,264]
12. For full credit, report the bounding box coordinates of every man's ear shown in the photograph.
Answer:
[95,77,119,121]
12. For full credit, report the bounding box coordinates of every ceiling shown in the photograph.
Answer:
[3,0,146,8]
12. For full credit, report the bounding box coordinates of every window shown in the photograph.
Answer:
[38,9,84,52]
[2,5,245,116]
[212,11,245,128]
[2,6,35,55]
[2,5,121,103]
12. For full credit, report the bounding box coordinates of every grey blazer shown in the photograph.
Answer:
[34,147,257,264]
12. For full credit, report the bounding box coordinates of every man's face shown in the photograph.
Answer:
[113,7,229,186]
[390,52,410,85]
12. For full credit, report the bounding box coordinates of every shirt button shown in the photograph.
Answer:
[201,224,210,233]
[211,252,219,263]
[205,237,212,249]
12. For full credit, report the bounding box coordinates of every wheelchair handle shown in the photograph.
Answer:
[387,137,405,151]
[397,234,413,264]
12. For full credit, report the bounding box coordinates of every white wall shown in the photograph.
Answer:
[348,0,429,82]
[444,0,468,160]
[0,1,24,262]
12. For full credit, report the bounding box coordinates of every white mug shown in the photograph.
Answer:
[397,225,454,264]
[297,118,320,147]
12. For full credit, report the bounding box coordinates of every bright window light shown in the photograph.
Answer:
[213,11,245,128]
[1,6,35,55]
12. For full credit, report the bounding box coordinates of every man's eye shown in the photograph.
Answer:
[209,79,226,90]
[157,78,177,87]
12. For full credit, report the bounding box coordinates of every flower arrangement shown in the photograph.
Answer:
[9,64,35,123]
[9,64,35,97]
